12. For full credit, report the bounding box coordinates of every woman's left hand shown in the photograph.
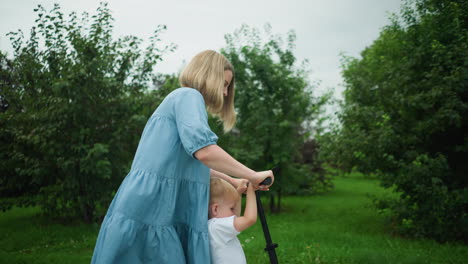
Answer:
[231,178,249,194]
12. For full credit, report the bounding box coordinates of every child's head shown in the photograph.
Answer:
[209,178,240,219]
[179,50,236,132]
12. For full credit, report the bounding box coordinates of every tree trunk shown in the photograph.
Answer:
[269,193,275,213]
[83,202,94,223]
[277,187,282,212]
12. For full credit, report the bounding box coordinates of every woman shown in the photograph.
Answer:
[91,50,274,263]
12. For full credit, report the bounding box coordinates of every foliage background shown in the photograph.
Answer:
[318,0,467,242]
[1,0,466,246]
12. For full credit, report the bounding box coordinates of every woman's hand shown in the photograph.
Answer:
[250,170,274,191]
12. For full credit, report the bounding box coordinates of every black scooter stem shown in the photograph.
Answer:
[255,167,279,264]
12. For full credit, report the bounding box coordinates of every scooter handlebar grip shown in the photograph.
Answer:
[260,177,272,186]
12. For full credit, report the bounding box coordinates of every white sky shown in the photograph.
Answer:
[0,0,402,100]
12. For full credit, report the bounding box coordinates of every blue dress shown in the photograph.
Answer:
[91,88,218,263]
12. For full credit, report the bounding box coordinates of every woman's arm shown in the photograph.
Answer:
[210,169,249,193]
[210,169,234,185]
[197,145,256,181]
[195,144,274,189]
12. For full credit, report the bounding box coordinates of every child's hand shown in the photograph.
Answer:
[231,178,249,194]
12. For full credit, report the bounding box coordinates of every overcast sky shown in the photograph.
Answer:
[0,0,402,99]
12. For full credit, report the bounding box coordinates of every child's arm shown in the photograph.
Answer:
[233,183,257,232]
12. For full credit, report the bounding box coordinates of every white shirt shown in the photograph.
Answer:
[208,215,247,264]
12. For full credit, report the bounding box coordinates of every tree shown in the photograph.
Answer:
[323,0,467,241]
[221,24,331,212]
[0,3,175,222]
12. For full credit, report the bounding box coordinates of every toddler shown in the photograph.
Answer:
[208,177,258,264]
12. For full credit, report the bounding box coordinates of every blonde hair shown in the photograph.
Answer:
[179,50,236,132]
[209,178,239,205]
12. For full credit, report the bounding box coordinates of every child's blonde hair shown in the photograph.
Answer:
[179,50,236,132]
[209,178,239,205]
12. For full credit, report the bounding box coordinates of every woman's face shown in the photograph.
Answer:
[223,70,233,97]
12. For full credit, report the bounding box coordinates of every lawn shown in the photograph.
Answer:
[240,176,467,263]
[1,175,466,263]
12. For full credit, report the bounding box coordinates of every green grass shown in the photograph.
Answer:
[1,176,466,263]
[0,207,98,263]
[240,176,467,264]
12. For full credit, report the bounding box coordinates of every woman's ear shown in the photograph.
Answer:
[209,203,218,218]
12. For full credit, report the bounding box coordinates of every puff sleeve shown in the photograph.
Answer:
[174,88,219,157]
